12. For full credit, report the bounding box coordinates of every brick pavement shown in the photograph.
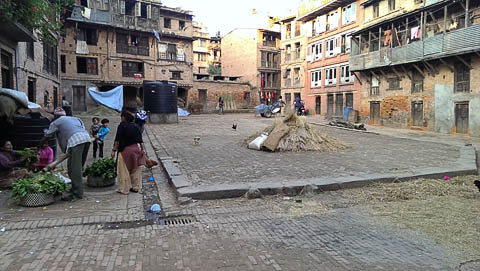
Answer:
[0,113,476,270]
[148,114,463,190]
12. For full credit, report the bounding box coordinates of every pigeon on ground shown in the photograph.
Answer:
[232,124,237,131]
[474,180,480,192]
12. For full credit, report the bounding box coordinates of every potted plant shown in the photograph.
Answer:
[83,158,116,187]
[12,172,66,207]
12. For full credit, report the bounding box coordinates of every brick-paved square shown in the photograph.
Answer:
[149,114,461,188]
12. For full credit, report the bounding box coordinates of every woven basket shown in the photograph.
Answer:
[19,193,55,207]
[87,175,115,188]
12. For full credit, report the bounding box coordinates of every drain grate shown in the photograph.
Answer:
[158,216,195,226]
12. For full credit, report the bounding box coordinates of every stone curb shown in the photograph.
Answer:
[170,145,477,200]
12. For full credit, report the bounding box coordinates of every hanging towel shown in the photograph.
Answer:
[411,26,421,40]
[76,41,89,54]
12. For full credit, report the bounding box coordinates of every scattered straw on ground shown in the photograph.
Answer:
[247,112,348,152]
[83,105,119,116]
[346,175,480,262]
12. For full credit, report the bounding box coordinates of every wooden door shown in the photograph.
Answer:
[412,102,423,127]
[327,95,334,116]
[245,92,251,108]
[335,94,343,116]
[455,103,469,134]
[370,102,381,125]
[198,89,207,110]
[315,96,321,115]
[72,86,86,112]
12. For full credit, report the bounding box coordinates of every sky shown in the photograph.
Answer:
[161,0,304,36]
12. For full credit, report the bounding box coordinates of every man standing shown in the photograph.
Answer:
[44,107,91,201]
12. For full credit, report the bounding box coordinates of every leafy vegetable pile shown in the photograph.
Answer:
[83,158,117,180]
[12,172,66,199]
[17,147,39,168]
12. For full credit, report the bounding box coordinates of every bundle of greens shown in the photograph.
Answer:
[12,172,66,199]
[83,158,117,180]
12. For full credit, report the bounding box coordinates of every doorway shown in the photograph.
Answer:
[315,96,321,115]
[198,89,207,111]
[455,102,469,134]
[411,101,423,127]
[27,78,36,102]
[244,92,251,108]
[335,94,343,116]
[53,87,58,108]
[72,86,87,112]
[327,94,334,116]
[370,101,381,125]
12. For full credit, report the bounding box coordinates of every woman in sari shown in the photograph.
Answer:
[0,140,28,188]
[111,111,146,194]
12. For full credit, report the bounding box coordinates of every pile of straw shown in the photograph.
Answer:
[247,112,348,152]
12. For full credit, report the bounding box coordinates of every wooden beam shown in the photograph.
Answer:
[353,72,362,86]
[475,51,480,58]
[400,65,411,80]
[391,66,402,79]
[423,61,437,75]
[412,63,425,78]
[456,55,471,68]
[369,70,380,81]
[466,0,470,28]
[378,68,387,78]
[444,6,447,34]
[439,58,454,72]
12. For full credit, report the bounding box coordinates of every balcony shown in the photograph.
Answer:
[370,86,379,97]
[159,53,186,62]
[350,24,480,71]
[260,61,280,69]
[263,40,277,47]
[117,44,149,56]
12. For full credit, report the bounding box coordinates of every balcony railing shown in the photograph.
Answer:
[370,86,379,96]
[294,78,300,86]
[285,53,291,62]
[260,61,280,69]
[158,53,186,62]
[350,24,480,71]
[295,51,300,59]
[117,44,149,56]
[285,78,291,87]
[263,40,277,47]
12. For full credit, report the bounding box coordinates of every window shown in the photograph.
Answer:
[43,90,49,108]
[311,69,321,88]
[373,3,380,18]
[387,77,401,90]
[159,43,182,61]
[346,93,353,108]
[285,44,291,61]
[388,0,396,11]
[80,0,88,7]
[340,65,354,84]
[325,67,337,86]
[285,69,291,86]
[77,27,97,45]
[1,50,13,89]
[294,42,301,59]
[295,21,301,36]
[122,61,144,77]
[311,41,322,61]
[179,20,185,30]
[342,3,356,25]
[325,37,338,57]
[164,18,171,28]
[76,57,97,75]
[294,67,300,85]
[199,39,206,47]
[412,72,423,93]
[140,3,147,18]
[314,15,327,35]
[197,53,206,61]
[125,0,135,16]
[455,62,470,92]
[116,33,149,56]
[328,10,339,30]
[61,55,66,73]
[27,78,36,102]
[170,71,182,80]
[286,23,291,39]
[26,42,34,60]
[341,34,351,53]
[43,44,58,76]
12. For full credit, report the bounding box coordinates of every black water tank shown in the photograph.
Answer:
[7,113,57,156]
[143,81,177,113]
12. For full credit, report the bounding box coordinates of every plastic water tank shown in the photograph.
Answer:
[143,81,177,114]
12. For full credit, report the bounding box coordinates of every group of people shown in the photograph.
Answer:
[0,107,148,201]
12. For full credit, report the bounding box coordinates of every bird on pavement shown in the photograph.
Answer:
[232,124,237,131]
[194,136,200,145]
[474,180,480,192]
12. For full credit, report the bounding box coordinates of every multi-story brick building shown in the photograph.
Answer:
[0,17,61,110]
[222,28,281,105]
[298,0,363,117]
[208,33,221,71]
[277,15,308,113]
[350,0,480,135]
[192,22,210,75]
[61,0,194,112]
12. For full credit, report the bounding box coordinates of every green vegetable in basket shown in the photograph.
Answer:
[83,158,117,180]
[12,172,66,200]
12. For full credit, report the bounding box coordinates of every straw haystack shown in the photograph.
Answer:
[247,113,348,152]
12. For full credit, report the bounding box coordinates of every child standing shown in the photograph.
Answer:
[35,138,54,169]
[90,117,100,159]
[95,119,110,158]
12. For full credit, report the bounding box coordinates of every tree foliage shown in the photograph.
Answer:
[208,65,221,76]
[0,0,75,45]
